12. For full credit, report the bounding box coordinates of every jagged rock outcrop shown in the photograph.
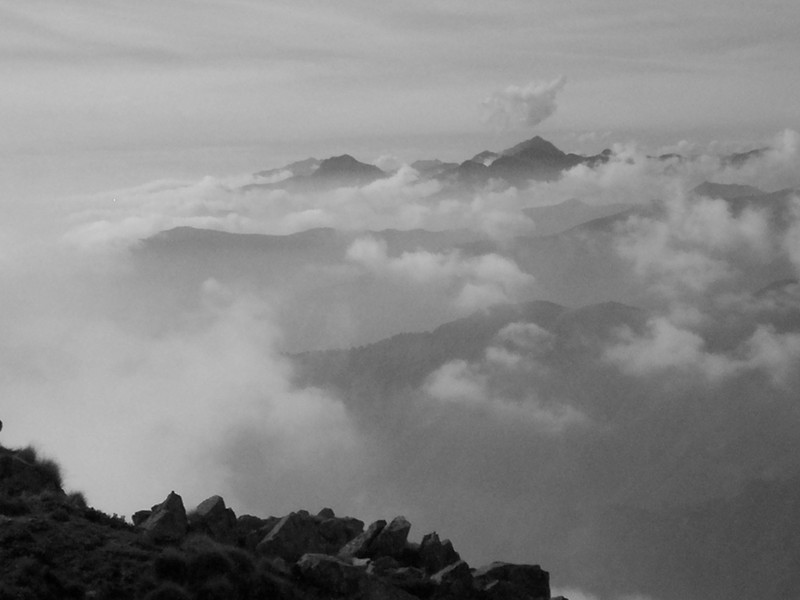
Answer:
[339,518,387,559]
[474,562,551,600]
[418,531,461,574]
[368,515,411,559]
[187,494,236,544]
[256,508,366,561]
[1,448,560,600]
[137,491,188,543]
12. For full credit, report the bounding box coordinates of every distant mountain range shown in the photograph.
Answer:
[243,135,614,193]
[243,135,773,194]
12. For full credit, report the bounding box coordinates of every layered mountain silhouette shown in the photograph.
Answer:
[245,154,386,192]
[244,135,614,193]
[240,134,779,195]
[290,288,800,600]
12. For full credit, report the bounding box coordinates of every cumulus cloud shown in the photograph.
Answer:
[482,76,567,130]
[605,316,800,389]
[345,236,536,311]
[604,317,737,382]
[614,192,776,299]
[423,358,585,433]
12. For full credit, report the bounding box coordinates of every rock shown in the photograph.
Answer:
[256,510,325,561]
[139,491,188,543]
[319,515,364,549]
[189,495,236,543]
[131,510,151,527]
[338,519,386,559]
[367,556,401,575]
[317,507,336,519]
[431,559,475,598]
[431,559,472,586]
[237,514,279,550]
[419,531,461,574]
[367,516,411,559]
[380,566,434,597]
[473,562,550,600]
[295,552,366,595]
[360,577,420,600]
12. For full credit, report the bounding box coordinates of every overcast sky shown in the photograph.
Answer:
[2,1,800,199]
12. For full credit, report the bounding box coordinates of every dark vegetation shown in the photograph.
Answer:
[0,442,556,600]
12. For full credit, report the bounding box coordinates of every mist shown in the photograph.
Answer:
[2,128,800,600]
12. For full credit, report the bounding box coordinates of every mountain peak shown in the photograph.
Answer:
[501,136,565,159]
[313,154,385,179]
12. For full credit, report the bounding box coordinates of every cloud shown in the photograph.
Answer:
[604,317,737,382]
[423,358,585,433]
[0,273,367,517]
[605,315,800,389]
[345,236,536,311]
[482,76,566,130]
[61,163,542,252]
[614,192,776,299]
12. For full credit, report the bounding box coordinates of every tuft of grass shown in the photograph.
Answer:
[66,491,88,510]
[34,457,63,490]
[15,445,38,464]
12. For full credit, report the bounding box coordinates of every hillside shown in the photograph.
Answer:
[0,443,560,600]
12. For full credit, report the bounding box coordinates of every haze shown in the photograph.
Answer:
[2,3,800,600]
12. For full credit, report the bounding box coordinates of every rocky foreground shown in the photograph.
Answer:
[0,443,563,600]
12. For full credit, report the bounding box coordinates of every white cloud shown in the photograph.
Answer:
[482,77,567,130]
[604,317,737,381]
[345,236,535,311]
[614,192,775,298]
[0,276,366,517]
[423,358,585,433]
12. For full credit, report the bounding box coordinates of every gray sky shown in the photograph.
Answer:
[2,0,800,201]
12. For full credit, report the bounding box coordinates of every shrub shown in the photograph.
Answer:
[196,576,236,600]
[142,582,191,600]
[66,491,88,510]
[187,548,234,587]
[154,548,188,584]
[0,493,30,516]
[15,446,37,464]
[34,457,63,490]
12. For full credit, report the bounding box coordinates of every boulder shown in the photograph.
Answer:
[139,491,188,543]
[431,559,474,598]
[237,514,279,550]
[319,515,364,549]
[367,516,411,559]
[295,553,366,595]
[338,519,386,559]
[360,577,420,600]
[256,510,325,561]
[131,510,151,527]
[317,507,336,519]
[379,566,433,597]
[419,531,461,574]
[431,559,472,586]
[189,495,237,544]
[473,562,550,600]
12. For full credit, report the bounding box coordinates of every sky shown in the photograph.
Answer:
[2,0,800,202]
